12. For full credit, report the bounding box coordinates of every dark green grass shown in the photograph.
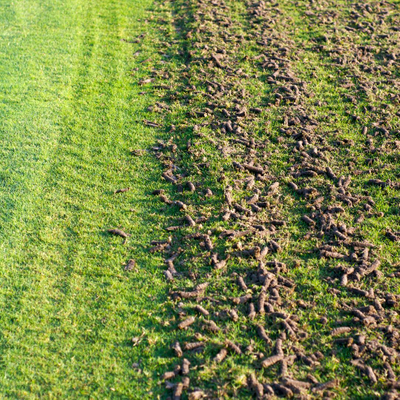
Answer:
[135,0,399,398]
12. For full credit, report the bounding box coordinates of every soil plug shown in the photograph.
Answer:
[258,291,266,314]
[261,354,284,368]
[312,379,338,392]
[203,320,220,333]
[172,341,183,357]
[225,339,242,355]
[124,259,136,271]
[248,303,256,320]
[213,348,227,363]
[114,188,130,194]
[173,382,183,400]
[256,325,272,345]
[182,358,190,375]
[195,305,209,316]
[330,327,351,336]
[178,317,195,330]
[248,373,264,398]
[189,391,205,400]
[108,228,130,238]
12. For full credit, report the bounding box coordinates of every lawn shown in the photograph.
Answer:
[0,0,398,398]
[0,0,171,397]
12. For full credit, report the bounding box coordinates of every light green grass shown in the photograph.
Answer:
[0,0,172,397]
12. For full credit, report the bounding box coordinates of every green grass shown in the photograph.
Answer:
[129,0,399,398]
[0,0,173,397]
[0,0,398,398]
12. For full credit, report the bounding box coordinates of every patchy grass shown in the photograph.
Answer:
[131,0,399,398]
[0,0,398,398]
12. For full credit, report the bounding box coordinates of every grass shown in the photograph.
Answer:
[0,0,174,397]
[130,0,399,397]
[0,0,398,398]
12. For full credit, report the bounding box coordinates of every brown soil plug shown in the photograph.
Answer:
[261,354,284,368]
[182,358,190,375]
[228,309,239,321]
[248,303,256,320]
[162,371,176,380]
[108,228,130,238]
[258,291,266,314]
[213,348,228,363]
[203,320,220,333]
[330,327,351,336]
[237,276,248,291]
[189,391,205,400]
[195,305,209,316]
[233,294,252,305]
[114,188,130,194]
[173,382,183,400]
[124,259,136,271]
[248,373,264,398]
[178,317,195,330]
[312,379,338,392]
[172,341,183,357]
[256,325,272,345]
[225,339,242,355]
[184,342,204,351]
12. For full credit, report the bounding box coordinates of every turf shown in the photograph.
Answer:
[131,0,399,398]
[0,0,398,398]
[0,0,171,397]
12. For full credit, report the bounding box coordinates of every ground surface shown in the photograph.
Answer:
[0,0,399,398]
[0,0,169,397]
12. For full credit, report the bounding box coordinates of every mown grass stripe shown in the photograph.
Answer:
[0,0,174,397]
